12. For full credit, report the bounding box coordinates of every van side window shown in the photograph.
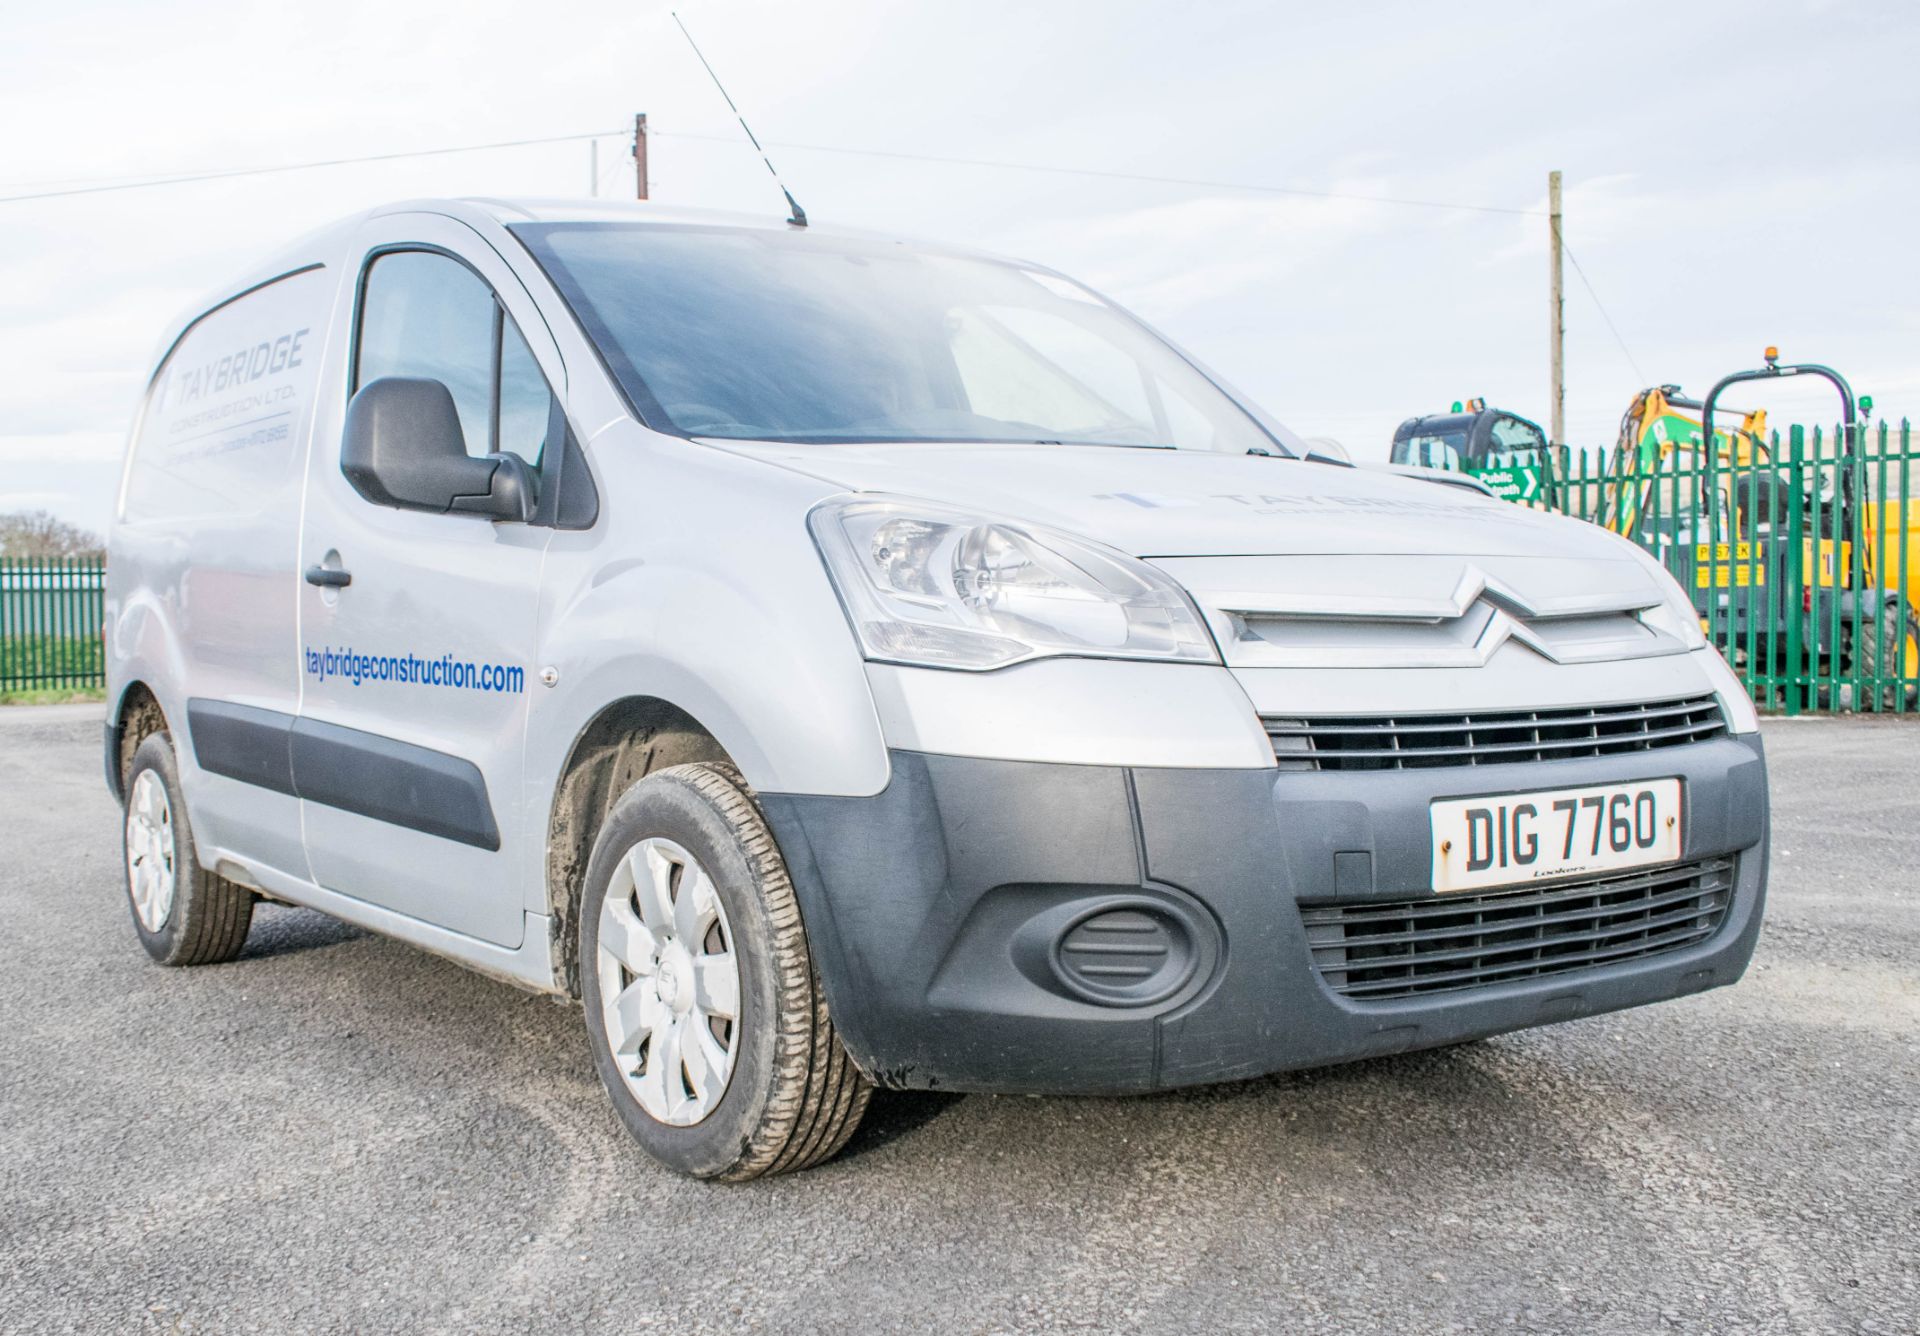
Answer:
[497,319,552,463]
[124,266,330,523]
[354,251,555,472]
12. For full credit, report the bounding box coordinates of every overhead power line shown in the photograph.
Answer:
[1,119,1643,382]
[654,129,1545,217]
[1561,242,1648,385]
[5,116,1630,381]
[0,129,625,204]
[0,125,1546,220]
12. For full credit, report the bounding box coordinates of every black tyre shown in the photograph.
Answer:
[1735,472,1789,538]
[1854,599,1920,710]
[122,732,254,966]
[578,762,870,1180]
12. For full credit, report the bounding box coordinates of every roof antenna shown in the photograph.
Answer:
[671,11,808,227]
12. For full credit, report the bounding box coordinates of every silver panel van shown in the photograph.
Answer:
[105,199,1768,1178]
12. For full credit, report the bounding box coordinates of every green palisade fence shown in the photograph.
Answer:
[0,557,107,692]
[5,426,1917,713]
[1539,421,1919,716]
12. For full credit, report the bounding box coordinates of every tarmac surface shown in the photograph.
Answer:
[1,704,1914,1334]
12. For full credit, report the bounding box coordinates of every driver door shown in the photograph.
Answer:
[295,214,566,947]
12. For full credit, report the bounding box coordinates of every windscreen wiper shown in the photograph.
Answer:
[1248,445,1350,466]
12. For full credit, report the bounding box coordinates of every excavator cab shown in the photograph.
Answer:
[1389,400,1560,505]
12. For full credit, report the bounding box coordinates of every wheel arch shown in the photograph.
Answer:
[543,694,736,999]
[105,680,169,802]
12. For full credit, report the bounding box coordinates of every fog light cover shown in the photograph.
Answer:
[1052,905,1197,1006]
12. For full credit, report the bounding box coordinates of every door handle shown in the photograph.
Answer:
[304,565,352,589]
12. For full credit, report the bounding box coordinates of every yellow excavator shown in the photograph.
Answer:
[1594,351,1919,707]
[1597,383,1770,534]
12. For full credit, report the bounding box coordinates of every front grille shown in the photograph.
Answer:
[1300,857,1735,1000]
[1264,695,1726,771]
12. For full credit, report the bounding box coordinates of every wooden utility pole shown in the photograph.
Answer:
[633,113,650,200]
[1548,170,1564,446]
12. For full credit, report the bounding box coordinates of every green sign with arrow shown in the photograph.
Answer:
[1467,463,1544,502]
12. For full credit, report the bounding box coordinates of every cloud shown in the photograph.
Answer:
[1039,190,1398,315]
[0,0,1913,517]
[0,431,126,465]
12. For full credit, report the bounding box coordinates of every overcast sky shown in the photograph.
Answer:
[3,0,1915,535]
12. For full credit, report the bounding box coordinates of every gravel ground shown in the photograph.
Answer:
[0,706,1913,1335]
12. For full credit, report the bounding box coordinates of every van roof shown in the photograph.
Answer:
[453,197,817,230]
[232,196,842,292]
[147,197,897,380]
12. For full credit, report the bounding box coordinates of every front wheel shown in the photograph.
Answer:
[578,762,870,1180]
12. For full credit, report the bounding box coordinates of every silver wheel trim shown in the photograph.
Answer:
[596,836,742,1127]
[126,769,177,933]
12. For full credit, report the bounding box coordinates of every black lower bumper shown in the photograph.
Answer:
[760,737,1769,1094]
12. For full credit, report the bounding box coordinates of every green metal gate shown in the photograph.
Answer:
[1543,421,1919,715]
[0,558,107,693]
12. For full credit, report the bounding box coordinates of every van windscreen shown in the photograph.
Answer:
[512,222,1277,453]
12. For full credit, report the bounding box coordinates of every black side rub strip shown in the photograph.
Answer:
[187,699,296,795]
[187,698,499,850]
[289,717,500,850]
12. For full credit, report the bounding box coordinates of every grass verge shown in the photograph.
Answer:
[0,686,106,706]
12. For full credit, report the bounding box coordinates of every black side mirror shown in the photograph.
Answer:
[342,377,534,522]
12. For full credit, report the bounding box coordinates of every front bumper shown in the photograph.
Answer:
[760,736,1768,1094]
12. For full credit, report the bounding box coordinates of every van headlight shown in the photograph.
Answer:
[809,496,1220,670]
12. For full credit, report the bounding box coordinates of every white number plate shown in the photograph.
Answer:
[1430,778,1683,893]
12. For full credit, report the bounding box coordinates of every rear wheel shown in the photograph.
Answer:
[123,732,254,965]
[1853,599,1920,710]
[579,762,870,1180]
